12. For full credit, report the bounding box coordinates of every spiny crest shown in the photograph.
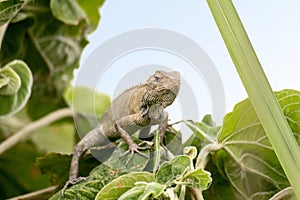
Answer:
[115,82,146,99]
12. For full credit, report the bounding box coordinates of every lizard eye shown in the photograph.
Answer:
[154,75,161,82]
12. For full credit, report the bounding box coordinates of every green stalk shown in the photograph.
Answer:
[206,0,300,198]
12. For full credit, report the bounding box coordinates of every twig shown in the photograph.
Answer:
[0,108,73,155]
[27,30,54,72]
[188,187,204,200]
[7,185,58,200]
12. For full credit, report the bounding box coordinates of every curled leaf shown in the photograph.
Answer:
[0,60,32,116]
[0,65,21,95]
[183,146,197,160]
[183,168,212,190]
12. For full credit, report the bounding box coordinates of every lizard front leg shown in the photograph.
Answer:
[158,111,168,144]
[115,123,149,161]
[114,113,151,166]
[147,104,169,145]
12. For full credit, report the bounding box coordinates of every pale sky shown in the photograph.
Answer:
[79,1,300,124]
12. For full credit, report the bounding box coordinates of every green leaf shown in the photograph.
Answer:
[0,0,26,26]
[156,155,191,185]
[0,111,27,135]
[207,1,300,198]
[201,114,215,127]
[105,140,150,172]
[77,0,105,33]
[0,22,8,49]
[0,0,105,119]
[183,168,212,190]
[50,164,124,200]
[25,0,88,118]
[0,140,50,199]
[164,126,182,156]
[73,112,100,138]
[202,159,235,200]
[50,0,104,33]
[0,14,34,65]
[212,89,300,199]
[36,153,71,186]
[31,122,75,154]
[183,115,220,150]
[0,60,32,116]
[118,184,146,200]
[0,0,27,47]
[119,182,166,200]
[50,0,86,25]
[140,182,166,199]
[36,153,100,186]
[184,119,219,142]
[95,172,155,200]
[0,66,21,95]
[64,85,111,117]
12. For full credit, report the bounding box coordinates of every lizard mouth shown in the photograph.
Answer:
[167,71,180,96]
[167,71,180,81]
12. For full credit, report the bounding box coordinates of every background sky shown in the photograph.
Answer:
[79,1,300,124]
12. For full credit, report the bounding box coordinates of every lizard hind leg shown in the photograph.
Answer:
[61,127,104,196]
[61,142,87,196]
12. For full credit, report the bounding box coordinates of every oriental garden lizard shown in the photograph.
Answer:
[62,70,180,196]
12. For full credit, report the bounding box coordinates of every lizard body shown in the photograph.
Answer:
[62,70,180,195]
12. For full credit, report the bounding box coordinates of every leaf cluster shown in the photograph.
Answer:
[45,89,300,200]
[0,0,106,199]
[1,1,300,200]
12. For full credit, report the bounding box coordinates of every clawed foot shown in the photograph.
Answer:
[121,141,151,166]
[61,177,86,197]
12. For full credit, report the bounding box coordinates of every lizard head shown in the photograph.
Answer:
[144,70,180,108]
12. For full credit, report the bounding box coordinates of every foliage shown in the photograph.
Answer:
[205,89,300,199]
[50,164,127,200]
[0,0,106,199]
[50,143,212,199]
[207,0,300,198]
[0,0,105,119]
[46,90,299,199]
[0,138,50,198]
[1,1,299,200]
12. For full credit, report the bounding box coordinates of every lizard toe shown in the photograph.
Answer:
[61,177,86,197]
[122,143,150,167]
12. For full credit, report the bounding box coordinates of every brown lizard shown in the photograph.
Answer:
[62,70,180,196]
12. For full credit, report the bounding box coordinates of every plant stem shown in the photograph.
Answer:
[7,185,58,200]
[27,30,55,72]
[0,108,73,155]
[188,187,204,200]
[207,0,300,198]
